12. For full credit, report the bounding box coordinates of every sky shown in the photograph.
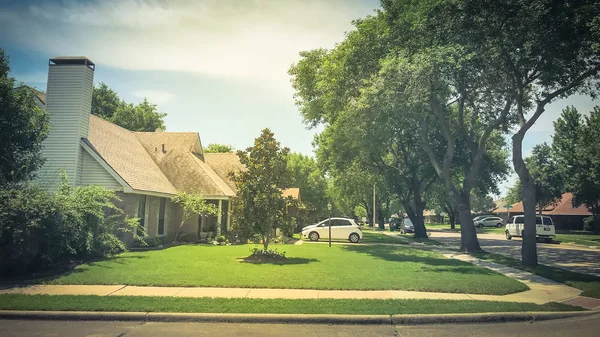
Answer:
[1,0,597,198]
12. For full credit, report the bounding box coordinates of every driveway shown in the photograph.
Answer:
[429,231,600,277]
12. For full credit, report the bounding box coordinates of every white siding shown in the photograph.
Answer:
[38,63,94,191]
[81,150,122,189]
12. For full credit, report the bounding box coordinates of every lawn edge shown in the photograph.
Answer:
[0,310,595,325]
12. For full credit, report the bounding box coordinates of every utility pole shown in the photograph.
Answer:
[373,184,376,230]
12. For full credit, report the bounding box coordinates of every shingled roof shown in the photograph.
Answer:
[494,193,591,216]
[87,115,177,195]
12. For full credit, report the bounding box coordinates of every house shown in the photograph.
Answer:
[36,56,298,243]
[493,193,592,230]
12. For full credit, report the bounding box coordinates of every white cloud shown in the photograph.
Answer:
[132,89,175,104]
[1,0,375,94]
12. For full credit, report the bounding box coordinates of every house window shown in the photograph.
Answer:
[137,195,146,236]
[158,198,166,236]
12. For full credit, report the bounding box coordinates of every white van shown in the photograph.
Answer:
[505,215,556,243]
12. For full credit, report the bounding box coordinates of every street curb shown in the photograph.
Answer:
[0,310,596,325]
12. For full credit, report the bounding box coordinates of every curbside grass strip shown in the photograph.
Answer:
[0,310,148,321]
[391,311,598,325]
[0,310,596,325]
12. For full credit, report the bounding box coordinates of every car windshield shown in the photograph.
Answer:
[404,219,413,226]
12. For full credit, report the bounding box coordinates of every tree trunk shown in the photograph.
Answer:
[365,202,373,227]
[262,234,270,251]
[455,192,482,252]
[594,212,600,234]
[406,196,428,239]
[376,204,385,230]
[513,132,538,267]
[448,212,456,230]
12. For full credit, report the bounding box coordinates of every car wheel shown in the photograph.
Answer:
[505,231,512,240]
[477,223,484,228]
[496,223,503,228]
[349,233,360,243]
[309,231,319,241]
[400,229,405,234]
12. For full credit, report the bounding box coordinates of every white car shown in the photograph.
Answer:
[474,216,504,228]
[505,215,556,243]
[301,217,363,243]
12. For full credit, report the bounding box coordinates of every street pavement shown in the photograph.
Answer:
[1,312,599,337]
[429,231,600,277]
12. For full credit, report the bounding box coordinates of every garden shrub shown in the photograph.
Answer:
[0,174,142,276]
[583,217,594,232]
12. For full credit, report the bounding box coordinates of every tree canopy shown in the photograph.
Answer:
[553,106,600,232]
[286,152,328,222]
[204,143,234,153]
[0,49,50,185]
[91,83,167,132]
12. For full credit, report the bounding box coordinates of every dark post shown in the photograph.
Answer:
[327,202,332,247]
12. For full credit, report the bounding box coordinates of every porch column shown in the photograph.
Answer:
[226,200,231,231]
[216,199,223,236]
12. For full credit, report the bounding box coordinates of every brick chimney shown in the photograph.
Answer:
[39,56,95,190]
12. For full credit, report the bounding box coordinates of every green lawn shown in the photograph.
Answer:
[475,253,600,298]
[555,232,600,247]
[361,228,443,246]
[426,223,505,234]
[0,294,581,315]
[43,244,527,295]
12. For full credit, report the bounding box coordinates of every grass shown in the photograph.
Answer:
[41,244,527,295]
[426,223,506,234]
[361,228,443,246]
[475,253,600,298]
[0,294,581,314]
[555,232,600,247]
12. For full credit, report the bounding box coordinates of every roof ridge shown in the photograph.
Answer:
[189,153,235,196]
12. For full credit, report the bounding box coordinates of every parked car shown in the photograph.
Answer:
[400,218,414,234]
[473,215,494,223]
[389,218,403,231]
[474,216,504,228]
[505,215,556,243]
[301,217,363,243]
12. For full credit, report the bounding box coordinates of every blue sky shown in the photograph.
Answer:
[1,0,597,197]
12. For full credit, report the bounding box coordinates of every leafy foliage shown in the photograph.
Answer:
[91,83,166,132]
[110,99,166,132]
[91,82,120,119]
[171,192,218,242]
[553,106,600,232]
[287,152,328,223]
[228,129,292,251]
[0,49,50,185]
[0,174,142,276]
[204,143,234,153]
[525,143,564,212]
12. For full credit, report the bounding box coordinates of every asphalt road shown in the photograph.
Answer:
[1,314,599,337]
[429,231,600,277]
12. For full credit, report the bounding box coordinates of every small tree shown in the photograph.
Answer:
[171,192,218,242]
[228,128,291,251]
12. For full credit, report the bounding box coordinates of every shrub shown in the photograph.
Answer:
[216,235,226,243]
[250,247,286,259]
[0,174,143,276]
[583,217,594,232]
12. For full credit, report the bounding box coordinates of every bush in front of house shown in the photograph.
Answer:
[583,216,594,232]
[0,175,142,277]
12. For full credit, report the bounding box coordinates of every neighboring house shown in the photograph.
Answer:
[493,193,591,230]
[36,56,298,243]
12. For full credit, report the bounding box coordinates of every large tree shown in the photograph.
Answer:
[384,0,599,265]
[286,152,328,223]
[553,106,600,232]
[525,143,564,213]
[0,49,50,185]
[91,83,167,132]
[228,129,293,250]
[91,82,120,119]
